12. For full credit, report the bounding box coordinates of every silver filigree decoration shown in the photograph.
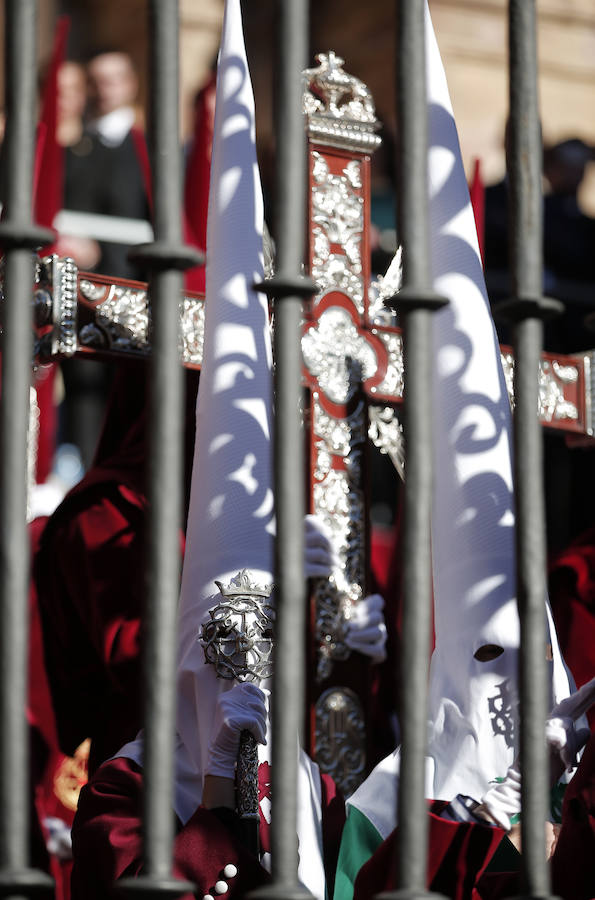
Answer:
[371,330,404,400]
[35,255,79,357]
[501,352,515,410]
[303,52,381,152]
[501,351,579,423]
[540,359,579,422]
[368,406,405,481]
[26,386,40,523]
[179,296,205,366]
[237,730,259,820]
[200,570,275,683]
[95,284,150,349]
[311,152,365,310]
[584,351,594,436]
[315,687,366,797]
[79,279,107,302]
[303,307,377,404]
[369,246,402,325]
[313,398,366,681]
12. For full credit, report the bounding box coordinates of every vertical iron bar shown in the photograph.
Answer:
[249,0,316,896]
[0,1,54,898]
[269,0,309,889]
[396,0,434,892]
[143,2,183,883]
[505,2,561,897]
[118,1,199,896]
[380,1,447,897]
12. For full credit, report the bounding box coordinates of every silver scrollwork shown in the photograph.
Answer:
[501,351,579,423]
[313,397,366,681]
[584,351,594,436]
[179,296,205,366]
[540,359,579,423]
[368,406,405,482]
[315,687,366,797]
[371,330,404,400]
[311,152,365,311]
[236,729,260,820]
[94,284,150,350]
[302,307,378,404]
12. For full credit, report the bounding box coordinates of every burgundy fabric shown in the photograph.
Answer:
[71,756,343,899]
[551,729,595,899]
[548,527,595,727]
[31,17,70,483]
[320,771,347,899]
[469,157,485,265]
[353,803,505,900]
[33,363,199,774]
[182,72,215,294]
[33,16,69,234]
[70,757,269,898]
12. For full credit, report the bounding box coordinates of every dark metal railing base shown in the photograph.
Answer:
[116,875,195,899]
[0,867,54,896]
[128,241,203,272]
[374,891,449,899]
[247,884,314,899]
[493,295,564,324]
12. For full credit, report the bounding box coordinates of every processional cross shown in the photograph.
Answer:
[29,53,594,797]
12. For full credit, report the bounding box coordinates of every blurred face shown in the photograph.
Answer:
[57,62,87,123]
[87,52,138,117]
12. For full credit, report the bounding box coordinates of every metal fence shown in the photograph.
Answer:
[0,0,559,897]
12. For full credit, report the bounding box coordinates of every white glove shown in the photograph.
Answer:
[344,593,388,664]
[478,764,521,831]
[479,675,595,830]
[546,674,595,772]
[205,682,267,779]
[304,514,340,579]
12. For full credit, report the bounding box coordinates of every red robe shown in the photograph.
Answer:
[548,527,595,727]
[33,363,199,775]
[352,807,507,900]
[71,756,345,900]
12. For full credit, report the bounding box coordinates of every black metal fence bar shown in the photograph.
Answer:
[0,1,54,897]
[118,1,198,896]
[505,1,561,897]
[381,2,447,897]
[250,0,316,896]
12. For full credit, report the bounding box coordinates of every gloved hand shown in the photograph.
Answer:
[344,593,388,664]
[545,674,595,773]
[478,764,521,831]
[205,682,267,779]
[304,514,340,579]
[478,674,595,830]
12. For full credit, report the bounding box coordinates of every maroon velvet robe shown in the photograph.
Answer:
[71,756,345,900]
[34,363,199,775]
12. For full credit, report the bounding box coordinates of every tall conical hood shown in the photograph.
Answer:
[425,0,572,802]
[345,0,574,839]
[175,0,274,785]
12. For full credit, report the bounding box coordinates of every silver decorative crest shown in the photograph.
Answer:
[303,52,381,152]
[315,688,366,796]
[200,570,275,683]
[302,307,378,404]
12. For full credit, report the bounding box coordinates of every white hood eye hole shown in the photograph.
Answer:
[474,644,504,662]
[546,643,553,661]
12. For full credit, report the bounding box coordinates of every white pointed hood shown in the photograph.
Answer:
[175,0,274,785]
[347,0,574,831]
